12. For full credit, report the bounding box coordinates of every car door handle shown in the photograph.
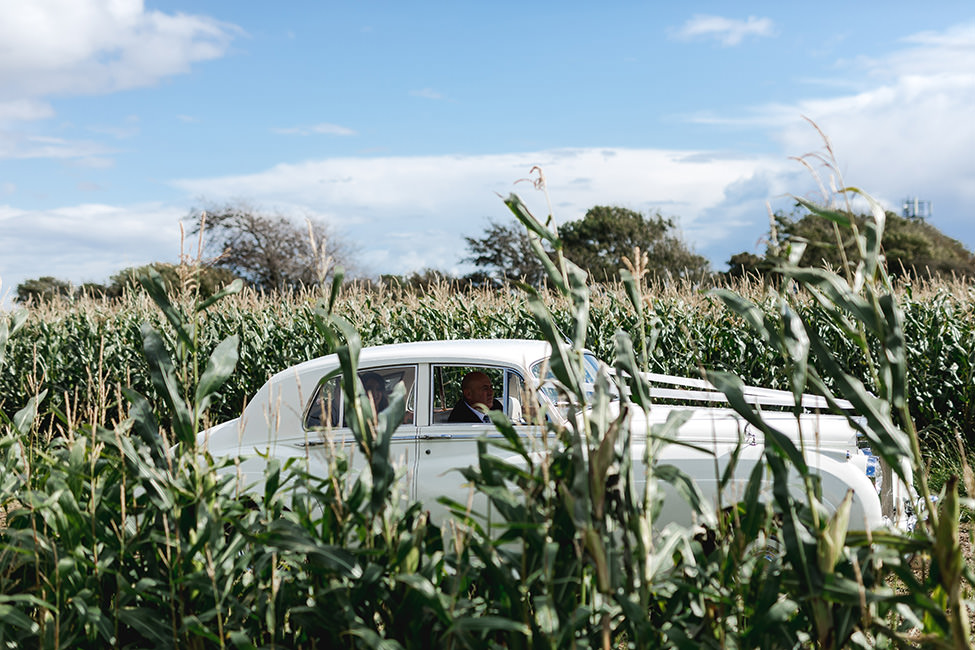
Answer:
[297,439,333,448]
[419,433,452,439]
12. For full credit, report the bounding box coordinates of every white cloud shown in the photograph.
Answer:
[172,148,784,277]
[883,23,975,77]
[0,1,239,162]
[410,88,447,100]
[0,0,240,101]
[271,123,357,136]
[0,133,114,160]
[0,99,55,124]
[768,23,975,234]
[672,22,974,247]
[671,14,774,46]
[0,201,187,302]
[0,146,792,298]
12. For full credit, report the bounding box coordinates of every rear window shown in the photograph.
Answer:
[304,366,417,430]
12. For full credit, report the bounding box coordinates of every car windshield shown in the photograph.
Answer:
[529,352,616,418]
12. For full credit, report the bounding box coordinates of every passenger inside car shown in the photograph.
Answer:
[447,371,503,423]
[360,372,389,413]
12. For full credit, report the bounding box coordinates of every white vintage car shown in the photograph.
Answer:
[198,338,913,531]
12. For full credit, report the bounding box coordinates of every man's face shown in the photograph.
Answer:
[463,373,494,407]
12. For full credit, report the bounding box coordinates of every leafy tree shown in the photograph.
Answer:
[14,264,240,304]
[724,252,766,280]
[107,263,239,299]
[189,203,357,290]
[77,282,110,299]
[560,206,709,282]
[15,276,73,303]
[464,206,709,285]
[463,219,548,286]
[774,209,975,278]
[880,214,975,277]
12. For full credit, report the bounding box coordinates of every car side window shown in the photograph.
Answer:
[304,365,417,430]
[431,365,531,425]
[304,376,342,429]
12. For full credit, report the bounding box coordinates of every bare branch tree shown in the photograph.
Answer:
[187,202,358,289]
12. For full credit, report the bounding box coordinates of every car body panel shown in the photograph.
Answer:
[198,339,910,532]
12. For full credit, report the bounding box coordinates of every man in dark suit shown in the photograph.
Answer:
[447,371,503,423]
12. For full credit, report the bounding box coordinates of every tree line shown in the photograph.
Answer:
[727,208,975,280]
[15,200,975,303]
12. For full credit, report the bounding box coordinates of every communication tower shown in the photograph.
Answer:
[901,197,932,221]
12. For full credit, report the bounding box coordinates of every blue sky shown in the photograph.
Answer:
[1,1,973,302]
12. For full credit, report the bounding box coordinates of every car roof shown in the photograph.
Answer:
[283,338,555,377]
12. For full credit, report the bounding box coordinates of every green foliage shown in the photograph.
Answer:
[465,205,709,286]
[0,259,450,647]
[560,205,710,282]
[365,268,467,293]
[108,263,239,300]
[774,208,975,279]
[14,264,240,307]
[724,251,767,280]
[15,275,73,304]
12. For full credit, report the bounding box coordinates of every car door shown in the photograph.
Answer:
[416,364,535,522]
[300,365,419,498]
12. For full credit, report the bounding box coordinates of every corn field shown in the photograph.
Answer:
[3,272,974,464]
[0,184,973,648]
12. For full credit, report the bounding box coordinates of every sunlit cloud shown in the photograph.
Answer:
[671,14,774,46]
[770,25,975,226]
[0,1,240,164]
[0,0,241,101]
[884,22,975,76]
